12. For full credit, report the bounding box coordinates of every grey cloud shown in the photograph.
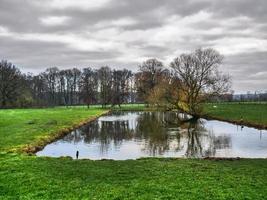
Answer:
[0,37,122,71]
[209,0,267,22]
[0,0,266,92]
[223,52,267,92]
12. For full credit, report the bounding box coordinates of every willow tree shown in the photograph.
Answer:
[170,48,231,116]
[135,58,167,104]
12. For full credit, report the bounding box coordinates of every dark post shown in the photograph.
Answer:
[76,151,79,159]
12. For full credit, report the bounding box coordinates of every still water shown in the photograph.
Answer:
[37,111,267,160]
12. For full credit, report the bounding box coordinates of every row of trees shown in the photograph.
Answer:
[0,48,231,116]
[0,63,134,108]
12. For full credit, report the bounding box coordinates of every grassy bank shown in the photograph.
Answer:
[0,107,108,153]
[1,106,267,199]
[204,103,267,129]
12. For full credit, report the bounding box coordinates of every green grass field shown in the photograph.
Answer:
[204,103,267,128]
[0,105,267,199]
[0,107,108,153]
[1,154,267,199]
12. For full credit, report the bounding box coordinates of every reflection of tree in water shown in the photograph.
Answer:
[182,119,232,158]
[135,112,171,155]
[62,112,232,158]
[184,120,213,157]
[62,119,134,153]
[136,112,232,157]
[63,129,83,144]
[213,136,231,149]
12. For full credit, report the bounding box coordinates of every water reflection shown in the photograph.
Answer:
[37,111,267,160]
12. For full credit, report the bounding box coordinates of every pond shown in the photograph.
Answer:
[36,111,267,160]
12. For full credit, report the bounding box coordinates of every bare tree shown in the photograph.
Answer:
[79,68,98,108]
[60,68,81,107]
[170,48,231,116]
[111,69,132,107]
[41,67,59,106]
[71,68,81,105]
[0,60,23,108]
[98,66,112,108]
[58,70,67,106]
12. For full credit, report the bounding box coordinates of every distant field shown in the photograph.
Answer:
[111,103,147,111]
[204,103,267,127]
[59,103,146,110]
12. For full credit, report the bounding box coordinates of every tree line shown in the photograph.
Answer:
[0,63,134,108]
[0,48,231,116]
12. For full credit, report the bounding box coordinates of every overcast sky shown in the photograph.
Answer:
[0,0,266,93]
